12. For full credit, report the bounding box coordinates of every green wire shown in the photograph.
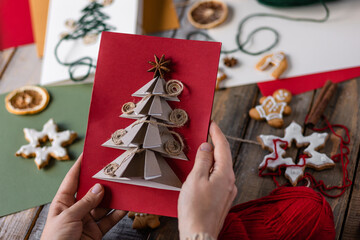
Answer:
[54,2,115,81]
[258,0,335,7]
[186,0,329,56]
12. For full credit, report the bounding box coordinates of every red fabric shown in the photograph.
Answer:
[257,66,360,96]
[219,187,335,240]
[0,0,34,50]
[77,32,221,217]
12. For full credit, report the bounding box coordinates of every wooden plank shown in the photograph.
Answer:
[320,78,360,240]
[0,207,40,240]
[0,44,41,94]
[232,89,315,204]
[213,86,259,160]
[0,48,16,79]
[342,146,360,240]
[103,215,150,240]
[28,204,49,240]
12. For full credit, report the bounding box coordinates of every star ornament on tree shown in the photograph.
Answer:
[147,54,171,78]
[257,121,335,186]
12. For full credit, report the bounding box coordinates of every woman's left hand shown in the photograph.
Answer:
[41,154,126,240]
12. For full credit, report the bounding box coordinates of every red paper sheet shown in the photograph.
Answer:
[77,32,221,217]
[258,66,360,96]
[0,0,34,50]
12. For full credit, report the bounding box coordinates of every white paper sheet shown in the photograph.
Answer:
[41,0,141,85]
[208,0,360,88]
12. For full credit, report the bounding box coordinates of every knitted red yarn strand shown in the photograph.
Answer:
[219,187,335,240]
[259,116,351,197]
[303,116,352,198]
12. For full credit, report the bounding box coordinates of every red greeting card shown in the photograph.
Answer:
[0,0,34,50]
[77,32,221,217]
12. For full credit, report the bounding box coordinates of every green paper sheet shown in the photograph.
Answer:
[0,84,93,217]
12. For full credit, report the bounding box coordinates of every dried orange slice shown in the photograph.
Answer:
[188,0,228,29]
[5,86,50,115]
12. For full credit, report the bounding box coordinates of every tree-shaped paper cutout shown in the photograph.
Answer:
[67,1,115,42]
[93,76,188,189]
[55,0,116,81]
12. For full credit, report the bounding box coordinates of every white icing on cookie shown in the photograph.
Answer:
[258,122,335,186]
[258,135,293,171]
[274,89,289,102]
[259,52,285,70]
[16,119,76,168]
[256,96,286,121]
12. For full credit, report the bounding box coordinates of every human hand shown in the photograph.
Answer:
[178,122,237,240]
[41,154,126,240]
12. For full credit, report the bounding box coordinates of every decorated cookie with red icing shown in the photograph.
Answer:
[257,121,335,186]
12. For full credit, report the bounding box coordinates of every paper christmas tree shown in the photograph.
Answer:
[66,0,115,42]
[93,56,188,190]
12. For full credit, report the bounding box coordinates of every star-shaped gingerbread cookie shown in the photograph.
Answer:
[258,122,335,186]
[16,119,77,169]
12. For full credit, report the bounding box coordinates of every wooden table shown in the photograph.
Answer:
[1,2,360,239]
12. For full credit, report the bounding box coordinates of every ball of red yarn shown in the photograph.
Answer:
[219,187,335,240]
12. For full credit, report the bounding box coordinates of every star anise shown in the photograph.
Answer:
[223,57,238,68]
[147,54,171,78]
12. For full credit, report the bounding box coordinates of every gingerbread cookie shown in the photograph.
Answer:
[255,52,288,79]
[249,89,292,128]
[258,121,335,186]
[128,212,160,229]
[5,86,50,115]
[16,119,77,169]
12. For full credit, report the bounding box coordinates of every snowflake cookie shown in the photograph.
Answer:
[257,121,335,186]
[16,119,77,169]
[249,89,292,128]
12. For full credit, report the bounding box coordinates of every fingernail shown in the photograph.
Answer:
[200,142,212,152]
[91,183,102,194]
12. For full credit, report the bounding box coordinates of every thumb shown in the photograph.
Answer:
[191,142,214,178]
[67,183,104,220]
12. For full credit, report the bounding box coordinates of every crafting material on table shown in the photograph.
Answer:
[0,84,92,217]
[29,0,49,57]
[305,80,337,127]
[128,212,161,229]
[219,187,335,239]
[76,32,221,217]
[227,118,351,197]
[15,118,78,169]
[0,0,34,50]
[249,88,292,128]
[142,0,180,34]
[5,86,50,115]
[41,0,141,85]
[188,0,360,90]
[187,0,228,29]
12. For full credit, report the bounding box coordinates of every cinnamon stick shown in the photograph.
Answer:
[306,80,337,128]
